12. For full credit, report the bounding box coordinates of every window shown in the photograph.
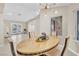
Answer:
[11,23,21,34]
[77,11,79,40]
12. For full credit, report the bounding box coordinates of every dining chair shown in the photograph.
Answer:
[9,41,24,56]
[5,36,16,56]
[60,37,69,56]
[9,41,16,56]
[39,36,70,56]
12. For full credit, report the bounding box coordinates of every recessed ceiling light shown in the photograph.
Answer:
[36,11,39,15]
[7,13,12,16]
[44,14,47,16]
[54,10,58,14]
[18,13,22,16]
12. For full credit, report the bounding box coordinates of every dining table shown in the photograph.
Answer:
[16,36,60,55]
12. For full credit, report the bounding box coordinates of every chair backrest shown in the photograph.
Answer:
[39,54,47,56]
[61,37,69,56]
[29,32,31,38]
[9,42,16,56]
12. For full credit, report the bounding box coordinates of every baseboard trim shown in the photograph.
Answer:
[59,44,79,56]
[68,48,79,56]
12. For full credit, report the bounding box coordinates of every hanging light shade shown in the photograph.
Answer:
[39,3,56,16]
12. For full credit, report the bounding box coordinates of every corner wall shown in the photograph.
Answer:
[0,4,4,47]
[0,14,4,47]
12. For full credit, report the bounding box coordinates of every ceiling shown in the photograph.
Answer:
[3,3,39,22]
[3,3,70,22]
[0,3,4,13]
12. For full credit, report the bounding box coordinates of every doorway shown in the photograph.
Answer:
[51,16,62,36]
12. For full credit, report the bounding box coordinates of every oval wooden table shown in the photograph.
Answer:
[16,36,60,55]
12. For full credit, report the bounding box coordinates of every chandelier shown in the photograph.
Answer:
[38,3,57,16]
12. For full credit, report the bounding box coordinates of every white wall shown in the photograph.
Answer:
[40,13,51,36]
[0,14,4,47]
[0,4,4,47]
